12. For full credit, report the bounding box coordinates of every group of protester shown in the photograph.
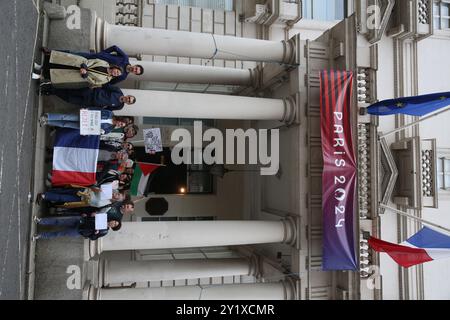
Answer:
[31,45,146,241]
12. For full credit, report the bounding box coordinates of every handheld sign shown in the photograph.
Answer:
[80,109,101,136]
[95,213,108,230]
[99,183,113,200]
[143,128,163,153]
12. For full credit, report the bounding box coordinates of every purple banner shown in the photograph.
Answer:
[320,70,358,271]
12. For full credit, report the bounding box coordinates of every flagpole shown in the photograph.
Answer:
[378,106,450,140]
[379,204,450,234]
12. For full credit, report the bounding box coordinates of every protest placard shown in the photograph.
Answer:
[143,128,163,153]
[95,213,108,230]
[80,109,101,135]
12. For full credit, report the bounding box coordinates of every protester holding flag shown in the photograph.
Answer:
[36,183,127,209]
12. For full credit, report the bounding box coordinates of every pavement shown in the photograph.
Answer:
[31,2,93,300]
[0,0,43,300]
[0,0,91,300]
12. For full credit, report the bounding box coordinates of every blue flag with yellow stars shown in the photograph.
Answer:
[367,91,450,116]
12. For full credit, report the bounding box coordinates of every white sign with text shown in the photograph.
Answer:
[80,109,101,136]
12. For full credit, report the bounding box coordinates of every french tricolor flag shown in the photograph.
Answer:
[369,227,450,268]
[52,129,100,187]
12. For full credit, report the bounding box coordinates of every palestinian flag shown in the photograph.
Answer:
[130,163,163,196]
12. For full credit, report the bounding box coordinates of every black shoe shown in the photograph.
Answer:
[40,83,52,95]
[41,47,51,55]
[40,81,51,87]
[35,193,44,206]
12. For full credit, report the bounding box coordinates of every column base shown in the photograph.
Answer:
[283,277,300,300]
[82,283,98,300]
[93,16,107,53]
[248,254,262,279]
[86,238,102,261]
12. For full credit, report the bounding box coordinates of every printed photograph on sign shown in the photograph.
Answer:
[143,128,163,153]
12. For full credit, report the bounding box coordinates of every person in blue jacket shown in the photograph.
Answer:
[39,84,136,111]
[68,45,144,85]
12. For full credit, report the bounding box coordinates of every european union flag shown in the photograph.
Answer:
[367,91,450,116]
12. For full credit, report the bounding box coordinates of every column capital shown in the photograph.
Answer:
[94,17,107,53]
[281,277,299,300]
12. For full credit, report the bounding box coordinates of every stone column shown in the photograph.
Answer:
[89,218,297,259]
[128,59,259,86]
[100,257,259,286]
[94,17,298,65]
[86,280,296,300]
[115,89,296,124]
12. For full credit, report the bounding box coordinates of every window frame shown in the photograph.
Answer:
[434,0,450,30]
[437,157,450,190]
[302,0,347,21]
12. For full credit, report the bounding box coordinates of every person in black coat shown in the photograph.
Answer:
[39,84,136,111]
[33,215,121,241]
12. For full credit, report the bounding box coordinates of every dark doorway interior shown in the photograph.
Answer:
[134,147,214,195]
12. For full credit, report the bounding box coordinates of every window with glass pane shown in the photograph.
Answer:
[434,1,450,29]
[303,0,346,21]
[153,0,233,11]
[437,157,450,190]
